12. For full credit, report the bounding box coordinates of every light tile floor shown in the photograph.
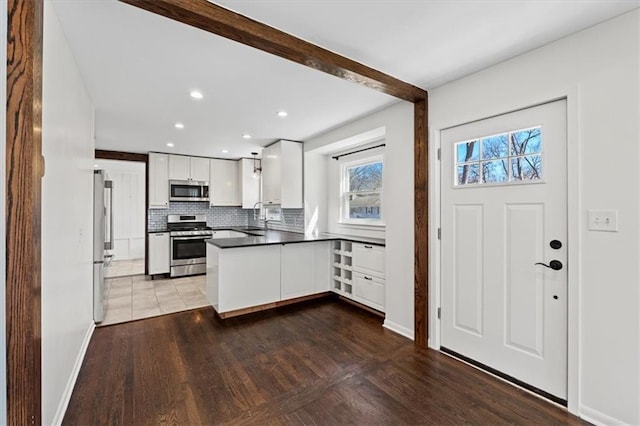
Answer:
[106,258,145,278]
[101,274,208,326]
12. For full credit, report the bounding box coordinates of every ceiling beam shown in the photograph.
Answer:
[119,0,427,103]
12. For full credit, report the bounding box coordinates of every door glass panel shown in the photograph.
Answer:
[482,160,508,183]
[457,164,480,185]
[454,126,542,186]
[456,141,479,163]
[511,155,542,181]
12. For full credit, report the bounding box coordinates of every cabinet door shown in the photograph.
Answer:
[313,241,331,292]
[149,153,169,208]
[261,144,281,205]
[281,243,315,299]
[210,159,240,206]
[280,140,303,208]
[240,158,260,208]
[168,155,190,181]
[148,232,170,274]
[353,272,384,312]
[352,243,385,278]
[190,157,210,182]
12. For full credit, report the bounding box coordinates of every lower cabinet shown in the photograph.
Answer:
[207,241,330,316]
[331,240,385,312]
[281,241,330,299]
[148,232,170,275]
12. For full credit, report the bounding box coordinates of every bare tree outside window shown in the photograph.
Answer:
[343,160,383,221]
[455,126,542,186]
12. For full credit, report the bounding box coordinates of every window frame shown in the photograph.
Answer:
[453,125,545,188]
[339,154,384,226]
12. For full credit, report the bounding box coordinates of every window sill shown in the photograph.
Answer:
[338,221,385,229]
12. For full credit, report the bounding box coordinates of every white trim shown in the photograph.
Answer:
[51,322,95,426]
[383,319,414,340]
[432,88,581,415]
[339,154,384,226]
[579,404,629,426]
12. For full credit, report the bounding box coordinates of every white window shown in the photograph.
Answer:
[340,155,383,225]
[455,126,542,186]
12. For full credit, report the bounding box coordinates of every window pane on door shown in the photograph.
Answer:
[511,155,542,181]
[481,135,508,159]
[510,127,542,155]
[482,160,508,183]
[456,141,479,162]
[457,164,480,185]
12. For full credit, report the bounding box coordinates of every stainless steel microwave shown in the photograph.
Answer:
[169,180,209,202]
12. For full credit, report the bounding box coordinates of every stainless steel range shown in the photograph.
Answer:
[168,214,213,278]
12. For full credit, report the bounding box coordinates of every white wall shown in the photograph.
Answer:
[94,159,146,260]
[42,1,96,424]
[305,102,415,339]
[430,10,640,425]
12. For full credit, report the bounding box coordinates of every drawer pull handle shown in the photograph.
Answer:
[364,245,373,249]
[364,276,373,281]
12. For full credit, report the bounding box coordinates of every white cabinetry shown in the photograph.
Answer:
[148,232,170,275]
[240,158,260,208]
[148,152,169,208]
[206,241,330,317]
[281,242,329,299]
[209,159,240,206]
[168,155,210,182]
[261,140,302,208]
[207,244,281,313]
[332,241,385,312]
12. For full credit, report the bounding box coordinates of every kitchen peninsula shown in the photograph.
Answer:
[205,229,385,318]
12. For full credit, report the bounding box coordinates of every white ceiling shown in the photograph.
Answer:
[52,0,639,158]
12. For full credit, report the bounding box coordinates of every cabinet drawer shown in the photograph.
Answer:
[352,243,385,278]
[353,272,384,312]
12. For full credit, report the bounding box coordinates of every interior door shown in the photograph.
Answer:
[440,100,568,401]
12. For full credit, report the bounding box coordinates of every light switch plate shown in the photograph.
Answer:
[587,210,618,232]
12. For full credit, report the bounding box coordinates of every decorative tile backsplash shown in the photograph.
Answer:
[248,208,305,233]
[148,202,251,231]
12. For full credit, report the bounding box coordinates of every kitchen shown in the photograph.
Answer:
[29,0,640,424]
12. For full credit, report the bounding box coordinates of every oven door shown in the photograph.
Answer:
[170,236,208,266]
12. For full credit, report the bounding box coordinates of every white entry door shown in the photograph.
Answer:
[440,100,567,401]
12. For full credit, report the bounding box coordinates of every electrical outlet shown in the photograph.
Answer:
[588,210,618,232]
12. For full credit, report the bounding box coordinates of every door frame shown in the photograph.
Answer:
[431,89,581,414]
[94,150,149,275]
[6,1,429,423]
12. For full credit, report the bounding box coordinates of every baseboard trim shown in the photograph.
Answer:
[51,321,95,426]
[579,404,628,426]
[383,319,414,340]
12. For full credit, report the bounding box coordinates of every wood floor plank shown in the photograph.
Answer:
[63,300,585,425]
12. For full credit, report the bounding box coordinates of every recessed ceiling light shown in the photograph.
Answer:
[222,149,229,153]
[277,111,288,117]
[166,142,174,147]
[93,164,99,168]
[174,122,184,129]
[242,133,251,139]
[190,90,203,100]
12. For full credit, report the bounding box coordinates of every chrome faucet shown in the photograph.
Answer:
[252,201,269,231]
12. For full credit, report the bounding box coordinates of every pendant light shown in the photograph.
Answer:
[251,152,262,179]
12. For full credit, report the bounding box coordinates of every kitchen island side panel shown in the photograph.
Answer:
[218,245,281,313]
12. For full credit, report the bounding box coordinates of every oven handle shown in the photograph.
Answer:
[171,236,210,241]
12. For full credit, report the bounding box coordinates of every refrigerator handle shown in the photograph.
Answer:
[105,180,114,250]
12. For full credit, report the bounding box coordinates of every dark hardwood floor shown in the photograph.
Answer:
[64,299,585,425]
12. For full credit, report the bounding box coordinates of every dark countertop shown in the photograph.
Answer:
[206,228,385,249]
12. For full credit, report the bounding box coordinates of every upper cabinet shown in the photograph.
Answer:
[168,154,210,182]
[149,152,169,208]
[239,158,260,209]
[209,159,240,206]
[261,140,302,208]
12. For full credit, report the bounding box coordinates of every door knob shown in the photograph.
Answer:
[535,260,563,271]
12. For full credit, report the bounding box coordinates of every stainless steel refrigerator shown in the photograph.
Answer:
[93,169,113,323]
